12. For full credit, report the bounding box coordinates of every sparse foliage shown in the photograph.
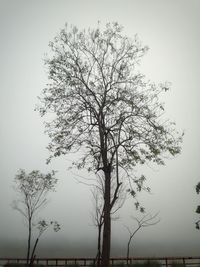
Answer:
[37,22,182,267]
[195,182,200,229]
[12,169,59,265]
[29,220,60,266]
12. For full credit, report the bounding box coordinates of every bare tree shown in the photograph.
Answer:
[125,213,160,266]
[37,22,182,267]
[91,174,125,267]
[91,187,104,267]
[12,169,58,265]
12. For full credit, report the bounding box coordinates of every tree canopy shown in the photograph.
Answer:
[39,22,182,175]
[13,169,58,264]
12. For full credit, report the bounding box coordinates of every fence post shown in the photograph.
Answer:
[165,258,168,267]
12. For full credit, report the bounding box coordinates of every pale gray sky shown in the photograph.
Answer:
[0,0,200,257]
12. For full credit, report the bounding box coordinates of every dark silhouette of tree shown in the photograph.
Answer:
[12,169,59,265]
[37,22,182,267]
[125,213,160,266]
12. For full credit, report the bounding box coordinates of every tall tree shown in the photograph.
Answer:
[38,22,182,267]
[12,169,58,265]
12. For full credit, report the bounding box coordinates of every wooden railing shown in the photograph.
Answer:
[0,256,200,267]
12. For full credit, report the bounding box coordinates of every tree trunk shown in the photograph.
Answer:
[127,237,131,267]
[97,223,102,267]
[30,237,39,267]
[27,218,31,264]
[101,171,111,267]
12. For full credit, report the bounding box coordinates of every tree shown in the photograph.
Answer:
[91,174,125,267]
[37,22,182,267]
[125,213,160,266]
[91,186,104,267]
[195,182,200,229]
[12,169,58,265]
[29,219,60,266]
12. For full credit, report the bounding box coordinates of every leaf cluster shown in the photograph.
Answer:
[37,219,61,236]
[13,169,57,221]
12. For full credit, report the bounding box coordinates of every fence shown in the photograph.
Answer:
[0,257,200,267]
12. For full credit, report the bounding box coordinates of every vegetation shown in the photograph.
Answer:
[137,261,161,267]
[37,22,182,267]
[4,265,80,267]
[3,260,190,267]
[90,261,162,267]
[4,264,45,267]
[170,262,186,267]
[12,169,60,265]
[125,213,160,264]
[195,182,200,229]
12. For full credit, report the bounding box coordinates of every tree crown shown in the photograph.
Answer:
[38,22,182,181]
[13,169,57,220]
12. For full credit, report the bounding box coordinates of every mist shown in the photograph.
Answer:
[0,0,200,258]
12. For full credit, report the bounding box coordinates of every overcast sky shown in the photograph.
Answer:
[0,0,200,258]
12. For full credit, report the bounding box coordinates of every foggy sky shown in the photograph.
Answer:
[0,0,200,258]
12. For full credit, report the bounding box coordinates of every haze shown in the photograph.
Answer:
[0,0,200,258]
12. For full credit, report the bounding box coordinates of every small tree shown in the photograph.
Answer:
[29,220,60,266]
[91,187,104,267]
[195,182,200,229]
[12,169,58,265]
[91,174,125,267]
[37,22,182,267]
[125,213,160,266]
